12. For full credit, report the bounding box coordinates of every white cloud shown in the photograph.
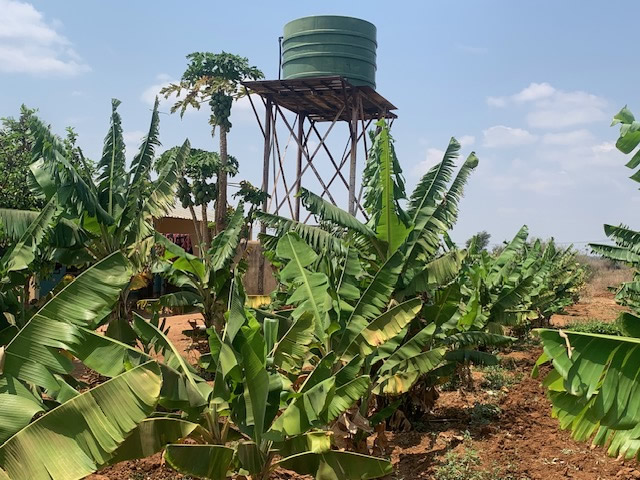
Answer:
[483,125,537,148]
[486,96,507,108]
[488,82,556,107]
[230,93,265,124]
[123,130,145,157]
[592,141,616,154]
[141,73,180,108]
[413,147,445,175]
[486,82,608,129]
[512,82,556,103]
[0,0,89,75]
[590,142,623,166]
[484,173,522,191]
[526,90,607,129]
[542,129,593,145]
[234,93,262,111]
[520,168,574,194]
[458,135,476,148]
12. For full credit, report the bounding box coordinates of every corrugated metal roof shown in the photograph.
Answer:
[163,204,215,221]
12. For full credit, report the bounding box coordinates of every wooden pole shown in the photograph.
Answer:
[274,104,344,212]
[258,98,272,295]
[260,98,272,231]
[294,113,305,221]
[348,93,359,216]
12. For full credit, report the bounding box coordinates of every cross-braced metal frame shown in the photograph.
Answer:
[242,76,397,225]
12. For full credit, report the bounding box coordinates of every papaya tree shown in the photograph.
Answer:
[161,51,264,237]
[156,145,239,251]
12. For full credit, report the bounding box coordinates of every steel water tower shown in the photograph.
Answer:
[242,15,397,223]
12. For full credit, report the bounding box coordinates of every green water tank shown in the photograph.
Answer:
[282,15,377,88]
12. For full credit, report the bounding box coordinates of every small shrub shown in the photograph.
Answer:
[469,403,501,425]
[480,366,521,390]
[441,372,463,392]
[563,319,622,336]
[434,435,515,480]
[434,445,483,480]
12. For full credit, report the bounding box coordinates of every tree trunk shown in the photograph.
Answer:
[215,127,228,234]
[187,204,203,252]
[200,203,211,252]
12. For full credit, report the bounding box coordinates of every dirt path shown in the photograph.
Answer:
[93,287,636,480]
[550,293,625,326]
[387,347,627,480]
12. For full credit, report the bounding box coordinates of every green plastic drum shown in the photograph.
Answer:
[282,15,377,88]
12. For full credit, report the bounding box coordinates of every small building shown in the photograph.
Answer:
[154,205,213,257]
[155,204,277,295]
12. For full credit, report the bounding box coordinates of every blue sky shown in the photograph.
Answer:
[2,0,639,248]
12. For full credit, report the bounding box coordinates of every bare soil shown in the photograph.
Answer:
[90,282,637,480]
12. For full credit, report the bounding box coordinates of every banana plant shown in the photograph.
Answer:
[132,275,392,480]
[0,270,204,480]
[0,197,58,328]
[589,106,640,315]
[454,226,585,333]
[147,203,247,331]
[0,361,163,480]
[0,234,220,479]
[535,106,640,460]
[258,124,500,422]
[1,99,190,341]
[533,329,640,460]
[268,232,437,433]
[259,121,480,339]
[0,250,164,480]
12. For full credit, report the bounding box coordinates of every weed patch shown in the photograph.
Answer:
[563,319,622,336]
[434,435,525,480]
[469,403,501,425]
[480,366,522,390]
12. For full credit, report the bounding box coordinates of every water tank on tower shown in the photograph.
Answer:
[281,15,377,89]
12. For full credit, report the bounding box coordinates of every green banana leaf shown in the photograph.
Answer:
[374,123,411,255]
[209,202,245,271]
[256,211,347,255]
[271,313,315,371]
[107,417,206,465]
[0,362,161,480]
[374,348,446,395]
[133,313,209,407]
[326,376,370,421]
[0,252,131,390]
[0,197,57,273]
[300,188,375,238]
[276,450,392,479]
[535,328,640,460]
[342,298,422,359]
[276,232,330,339]
[267,377,335,440]
[97,98,127,218]
[336,249,405,356]
[0,393,44,444]
[163,444,234,480]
